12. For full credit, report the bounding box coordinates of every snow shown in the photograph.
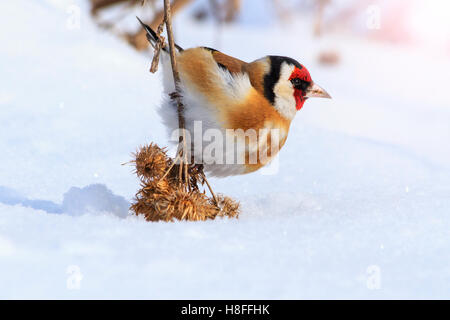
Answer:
[0,0,449,299]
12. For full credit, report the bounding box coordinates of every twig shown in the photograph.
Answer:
[149,20,166,73]
[202,171,218,205]
[159,151,181,181]
[163,0,189,189]
[163,0,184,132]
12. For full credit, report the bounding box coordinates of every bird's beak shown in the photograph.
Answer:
[305,82,332,99]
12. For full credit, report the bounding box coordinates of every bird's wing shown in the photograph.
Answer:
[176,47,254,114]
[136,18,267,100]
[201,47,247,74]
[176,48,287,133]
[203,47,268,98]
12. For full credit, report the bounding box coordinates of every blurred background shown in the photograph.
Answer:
[89,0,450,55]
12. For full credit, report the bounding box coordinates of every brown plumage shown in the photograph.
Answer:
[138,19,331,177]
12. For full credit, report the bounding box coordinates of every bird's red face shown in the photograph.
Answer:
[288,66,312,111]
[263,56,331,119]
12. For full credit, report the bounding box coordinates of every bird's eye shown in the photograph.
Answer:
[291,78,301,86]
[290,78,309,91]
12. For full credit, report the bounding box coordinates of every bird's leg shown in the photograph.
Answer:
[174,137,190,191]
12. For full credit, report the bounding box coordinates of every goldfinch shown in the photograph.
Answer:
[138,19,331,177]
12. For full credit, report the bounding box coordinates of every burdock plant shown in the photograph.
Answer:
[130,144,239,222]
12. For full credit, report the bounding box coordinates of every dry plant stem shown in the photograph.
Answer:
[127,0,193,50]
[150,0,193,29]
[163,0,189,189]
[149,20,166,73]
[202,172,218,205]
[159,152,181,181]
[164,0,184,135]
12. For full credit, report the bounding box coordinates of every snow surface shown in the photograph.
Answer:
[0,0,449,299]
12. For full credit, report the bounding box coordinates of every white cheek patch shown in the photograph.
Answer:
[273,63,297,121]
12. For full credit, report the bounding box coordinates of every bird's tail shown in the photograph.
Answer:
[136,17,183,53]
